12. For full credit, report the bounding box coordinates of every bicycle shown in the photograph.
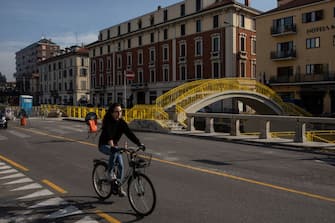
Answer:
[92,146,156,216]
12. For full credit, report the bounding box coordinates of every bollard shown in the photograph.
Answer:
[20,117,27,126]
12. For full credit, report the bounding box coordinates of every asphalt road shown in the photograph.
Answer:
[0,118,334,223]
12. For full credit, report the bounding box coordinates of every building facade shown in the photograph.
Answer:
[15,38,60,104]
[87,0,260,107]
[256,0,335,115]
[38,46,90,106]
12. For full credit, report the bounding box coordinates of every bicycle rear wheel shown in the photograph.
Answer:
[92,162,112,200]
[128,173,156,216]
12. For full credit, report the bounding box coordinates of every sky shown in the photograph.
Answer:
[0,0,277,81]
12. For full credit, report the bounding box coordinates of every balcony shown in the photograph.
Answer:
[270,72,335,84]
[271,24,297,36]
[271,50,296,61]
[131,83,148,90]
[238,51,247,60]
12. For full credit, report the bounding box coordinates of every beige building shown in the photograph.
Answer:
[15,38,60,104]
[38,46,90,105]
[87,0,260,107]
[256,0,335,115]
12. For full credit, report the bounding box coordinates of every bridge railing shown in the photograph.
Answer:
[186,113,335,143]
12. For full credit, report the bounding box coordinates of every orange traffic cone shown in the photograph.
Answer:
[88,119,98,133]
[20,117,27,126]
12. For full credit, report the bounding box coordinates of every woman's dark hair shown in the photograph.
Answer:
[102,103,122,128]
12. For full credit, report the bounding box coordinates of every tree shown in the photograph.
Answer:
[0,72,7,83]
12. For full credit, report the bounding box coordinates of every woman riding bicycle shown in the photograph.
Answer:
[98,102,145,197]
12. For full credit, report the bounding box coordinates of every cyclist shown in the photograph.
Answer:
[98,102,145,197]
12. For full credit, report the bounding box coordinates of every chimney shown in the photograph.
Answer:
[245,0,250,7]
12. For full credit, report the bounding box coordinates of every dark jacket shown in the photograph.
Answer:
[98,116,141,147]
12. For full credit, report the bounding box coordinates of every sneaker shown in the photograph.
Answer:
[118,187,127,197]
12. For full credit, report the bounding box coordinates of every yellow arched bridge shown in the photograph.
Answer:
[41,78,310,125]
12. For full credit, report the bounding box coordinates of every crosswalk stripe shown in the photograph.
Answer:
[75,216,99,223]
[16,189,53,200]
[3,177,33,185]
[0,135,8,140]
[28,197,67,209]
[10,183,43,191]
[45,205,83,219]
[48,129,70,134]
[0,165,11,170]
[0,173,25,179]
[0,161,5,165]
[7,130,30,138]
[0,169,18,174]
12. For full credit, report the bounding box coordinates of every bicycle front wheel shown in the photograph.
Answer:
[128,173,156,216]
[92,162,112,200]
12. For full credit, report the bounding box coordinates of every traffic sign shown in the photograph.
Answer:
[125,70,135,80]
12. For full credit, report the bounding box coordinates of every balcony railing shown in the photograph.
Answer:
[271,24,297,36]
[271,50,296,61]
[270,72,335,84]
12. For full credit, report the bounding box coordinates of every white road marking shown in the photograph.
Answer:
[48,128,70,134]
[7,130,30,138]
[0,169,18,174]
[59,125,85,132]
[45,205,83,219]
[29,197,67,209]
[10,183,43,191]
[0,165,11,170]
[0,135,8,140]
[0,173,25,179]
[3,177,33,185]
[0,161,5,165]
[75,216,99,223]
[16,189,53,200]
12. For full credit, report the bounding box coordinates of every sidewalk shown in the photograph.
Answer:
[170,130,335,153]
[62,117,335,154]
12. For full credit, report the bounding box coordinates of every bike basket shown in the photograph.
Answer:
[131,152,152,168]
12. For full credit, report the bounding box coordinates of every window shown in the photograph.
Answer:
[302,10,323,23]
[128,22,131,32]
[149,48,155,64]
[277,66,293,80]
[128,39,131,48]
[196,0,202,12]
[251,60,256,78]
[273,16,293,33]
[117,54,122,69]
[196,19,202,32]
[306,64,327,75]
[150,15,155,26]
[127,53,132,66]
[138,36,142,46]
[333,35,335,46]
[150,69,156,83]
[195,63,202,79]
[213,15,219,28]
[163,66,169,81]
[306,37,320,49]
[138,50,143,65]
[212,35,220,53]
[212,62,220,78]
[181,24,186,36]
[138,19,142,29]
[164,9,168,22]
[180,42,186,58]
[240,61,246,77]
[240,15,245,28]
[151,32,155,43]
[118,26,121,36]
[251,36,256,54]
[195,38,202,56]
[240,34,246,52]
[180,65,187,80]
[137,69,143,83]
[180,4,185,16]
[163,45,169,61]
[164,29,168,40]
[100,47,103,55]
